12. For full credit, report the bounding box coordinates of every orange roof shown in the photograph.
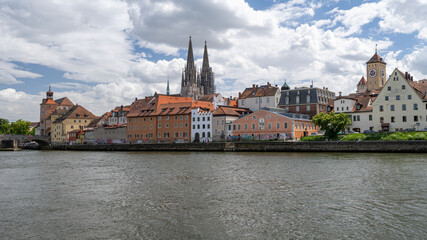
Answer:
[357,76,367,86]
[43,98,58,105]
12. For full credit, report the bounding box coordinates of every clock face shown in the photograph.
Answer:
[381,69,385,77]
[369,68,377,77]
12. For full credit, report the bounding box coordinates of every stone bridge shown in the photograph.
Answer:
[0,134,51,147]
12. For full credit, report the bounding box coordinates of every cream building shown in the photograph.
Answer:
[335,95,374,133]
[212,106,252,141]
[51,105,98,143]
[373,69,427,132]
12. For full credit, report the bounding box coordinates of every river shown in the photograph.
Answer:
[0,151,426,239]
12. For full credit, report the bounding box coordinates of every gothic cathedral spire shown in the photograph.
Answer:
[186,36,195,70]
[200,40,215,95]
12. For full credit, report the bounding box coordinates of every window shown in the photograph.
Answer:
[414,116,419,122]
[391,105,395,111]
[203,117,205,121]
[402,85,406,89]
[259,118,265,130]
[158,123,161,128]
[207,124,209,129]
[237,124,240,130]
[277,122,280,129]
[166,116,169,120]
[385,96,389,101]
[403,116,407,122]
[388,86,391,91]
[357,115,360,121]
[158,116,161,120]
[268,123,272,129]
[267,98,270,103]
[158,133,161,138]
[165,123,169,128]
[296,106,300,112]
[402,104,406,111]
[391,117,395,122]
[414,104,418,110]
[267,114,271,119]
[164,133,169,138]
[380,105,384,112]
[175,116,178,120]
[241,100,245,106]
[284,122,287,129]
[307,105,310,111]
[396,95,400,100]
[180,116,183,120]
[197,117,200,121]
[296,96,299,104]
[192,125,195,129]
[369,115,372,121]
[380,117,384,123]
[353,116,357,121]
[408,95,412,100]
[233,125,236,130]
[252,115,256,120]
[207,117,210,121]
[197,125,200,129]
[244,124,247,130]
[252,123,255,130]
[193,117,195,122]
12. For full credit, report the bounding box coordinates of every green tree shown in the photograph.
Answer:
[312,112,351,140]
[10,119,31,135]
[0,118,10,134]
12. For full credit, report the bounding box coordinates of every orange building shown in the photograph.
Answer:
[127,94,213,143]
[231,109,318,140]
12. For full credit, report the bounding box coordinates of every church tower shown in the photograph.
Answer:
[200,41,215,95]
[181,36,203,100]
[366,46,386,91]
[40,86,58,136]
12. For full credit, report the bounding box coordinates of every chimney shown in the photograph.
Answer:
[121,105,123,110]
[135,97,137,101]
[267,82,270,87]
[405,72,408,79]
[252,84,255,90]
[275,84,278,87]
[326,88,328,91]
[339,92,342,97]
[238,92,242,98]
[411,76,413,81]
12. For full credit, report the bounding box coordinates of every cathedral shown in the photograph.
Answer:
[181,36,215,100]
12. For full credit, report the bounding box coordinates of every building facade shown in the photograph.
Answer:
[366,49,387,91]
[231,109,318,140]
[190,108,213,142]
[238,83,280,112]
[278,82,335,118]
[212,106,252,141]
[373,69,427,132]
[126,94,213,143]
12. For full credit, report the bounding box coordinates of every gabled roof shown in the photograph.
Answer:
[53,105,98,123]
[239,84,279,99]
[55,97,74,106]
[357,76,367,86]
[366,52,386,64]
[42,98,58,105]
[199,93,220,102]
[213,106,252,117]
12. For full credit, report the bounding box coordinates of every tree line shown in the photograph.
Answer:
[0,118,34,135]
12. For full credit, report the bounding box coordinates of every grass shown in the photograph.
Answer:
[300,132,427,141]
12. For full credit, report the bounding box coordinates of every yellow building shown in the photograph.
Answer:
[366,48,387,91]
[51,105,98,144]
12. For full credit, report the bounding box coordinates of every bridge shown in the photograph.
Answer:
[0,134,51,148]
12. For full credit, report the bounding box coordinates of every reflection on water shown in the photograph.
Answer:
[0,151,426,239]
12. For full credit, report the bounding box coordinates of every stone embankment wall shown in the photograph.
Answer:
[42,141,427,153]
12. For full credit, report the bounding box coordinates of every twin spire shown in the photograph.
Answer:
[186,36,210,70]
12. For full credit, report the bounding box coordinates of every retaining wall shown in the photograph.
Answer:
[42,141,427,153]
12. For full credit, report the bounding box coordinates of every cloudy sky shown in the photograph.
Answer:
[1,0,427,121]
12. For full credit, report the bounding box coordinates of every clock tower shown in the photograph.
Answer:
[366,47,386,91]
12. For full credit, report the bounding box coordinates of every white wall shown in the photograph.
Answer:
[191,108,213,142]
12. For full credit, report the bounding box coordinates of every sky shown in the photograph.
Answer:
[1,0,427,122]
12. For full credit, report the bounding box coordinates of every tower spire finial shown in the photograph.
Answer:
[166,75,170,96]
[375,44,378,53]
[186,35,194,69]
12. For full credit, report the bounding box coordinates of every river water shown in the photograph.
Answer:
[0,151,426,239]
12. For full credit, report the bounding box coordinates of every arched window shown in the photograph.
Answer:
[259,117,265,130]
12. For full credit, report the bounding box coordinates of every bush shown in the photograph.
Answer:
[300,135,326,141]
[339,133,366,141]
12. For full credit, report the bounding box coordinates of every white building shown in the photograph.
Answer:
[191,108,213,142]
[334,94,374,133]
[373,69,427,132]
[238,82,281,112]
[198,93,227,109]
[108,105,130,125]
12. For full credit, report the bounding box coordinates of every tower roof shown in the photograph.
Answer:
[281,81,290,90]
[46,85,53,98]
[357,76,367,86]
[186,36,194,69]
[202,40,210,69]
[367,51,386,64]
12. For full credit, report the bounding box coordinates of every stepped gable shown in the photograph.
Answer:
[55,97,74,106]
[397,69,427,101]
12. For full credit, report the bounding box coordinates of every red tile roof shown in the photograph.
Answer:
[366,52,386,64]
[213,106,252,117]
[239,83,279,99]
[357,76,367,86]
[55,97,74,106]
[53,105,98,123]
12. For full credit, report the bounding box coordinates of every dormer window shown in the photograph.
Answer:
[356,104,361,110]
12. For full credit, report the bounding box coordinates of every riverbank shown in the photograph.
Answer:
[40,140,427,153]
